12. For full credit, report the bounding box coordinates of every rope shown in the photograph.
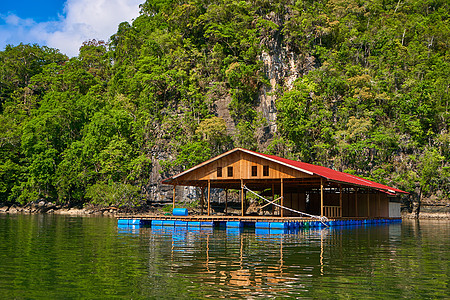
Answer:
[242,185,329,225]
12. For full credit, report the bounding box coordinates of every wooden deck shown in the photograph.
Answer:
[118,215,399,223]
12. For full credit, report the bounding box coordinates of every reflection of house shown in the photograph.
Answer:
[162,148,407,219]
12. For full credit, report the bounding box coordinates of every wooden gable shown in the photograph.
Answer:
[173,149,315,183]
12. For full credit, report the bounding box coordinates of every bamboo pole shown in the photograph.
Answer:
[281,178,284,218]
[207,179,211,216]
[320,178,324,218]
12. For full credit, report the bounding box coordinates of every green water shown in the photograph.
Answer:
[0,215,448,299]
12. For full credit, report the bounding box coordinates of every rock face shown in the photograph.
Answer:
[256,12,316,148]
[141,12,321,205]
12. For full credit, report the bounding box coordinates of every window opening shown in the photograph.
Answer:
[227,166,233,177]
[251,166,257,176]
[263,165,269,176]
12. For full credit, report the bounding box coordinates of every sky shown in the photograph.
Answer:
[0,0,144,57]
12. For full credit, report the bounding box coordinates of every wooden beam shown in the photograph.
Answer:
[355,188,358,217]
[207,179,211,216]
[281,178,284,218]
[173,185,176,210]
[320,178,324,218]
[339,184,343,218]
[241,179,244,217]
[367,190,370,217]
[260,196,282,209]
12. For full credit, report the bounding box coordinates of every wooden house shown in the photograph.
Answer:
[162,148,407,220]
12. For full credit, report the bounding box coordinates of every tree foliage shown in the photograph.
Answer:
[0,0,448,207]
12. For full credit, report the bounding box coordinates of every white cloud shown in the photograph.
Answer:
[0,0,143,57]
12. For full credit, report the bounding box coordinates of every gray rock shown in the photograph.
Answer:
[8,206,18,213]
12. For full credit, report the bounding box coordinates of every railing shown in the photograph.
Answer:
[324,206,342,218]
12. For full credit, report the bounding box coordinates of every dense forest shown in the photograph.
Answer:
[0,0,448,211]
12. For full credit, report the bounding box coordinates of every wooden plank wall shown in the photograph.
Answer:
[342,192,389,218]
[178,151,313,182]
[283,193,306,217]
[309,193,321,216]
[256,190,390,218]
[324,193,340,206]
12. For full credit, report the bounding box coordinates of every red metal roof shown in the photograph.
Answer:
[244,149,408,194]
[164,148,408,195]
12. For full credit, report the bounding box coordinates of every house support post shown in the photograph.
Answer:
[339,184,343,218]
[173,185,176,210]
[320,179,324,218]
[281,178,284,218]
[367,190,370,217]
[355,188,358,217]
[241,179,244,217]
[207,179,211,216]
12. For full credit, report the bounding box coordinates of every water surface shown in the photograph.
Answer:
[0,214,448,299]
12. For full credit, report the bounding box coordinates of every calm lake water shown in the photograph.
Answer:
[0,214,448,299]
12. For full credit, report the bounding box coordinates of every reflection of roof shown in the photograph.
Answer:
[163,148,408,195]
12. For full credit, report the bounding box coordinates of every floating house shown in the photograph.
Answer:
[119,148,407,229]
[162,148,407,219]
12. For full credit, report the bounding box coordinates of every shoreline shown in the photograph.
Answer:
[402,212,450,220]
[1,201,449,220]
[0,201,162,218]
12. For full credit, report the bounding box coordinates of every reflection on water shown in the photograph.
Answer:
[119,221,449,299]
[0,215,448,299]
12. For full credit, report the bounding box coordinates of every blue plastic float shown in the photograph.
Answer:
[172,208,188,216]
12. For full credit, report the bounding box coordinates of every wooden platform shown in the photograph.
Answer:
[118,215,401,224]
[120,215,320,223]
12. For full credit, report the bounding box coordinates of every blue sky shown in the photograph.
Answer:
[0,0,143,57]
[1,1,66,23]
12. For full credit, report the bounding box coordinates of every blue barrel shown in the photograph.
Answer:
[255,222,270,229]
[270,222,288,229]
[172,208,188,216]
[227,221,243,228]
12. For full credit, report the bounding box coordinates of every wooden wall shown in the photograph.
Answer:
[279,191,389,218]
[177,151,313,182]
[342,192,389,218]
[283,193,306,217]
